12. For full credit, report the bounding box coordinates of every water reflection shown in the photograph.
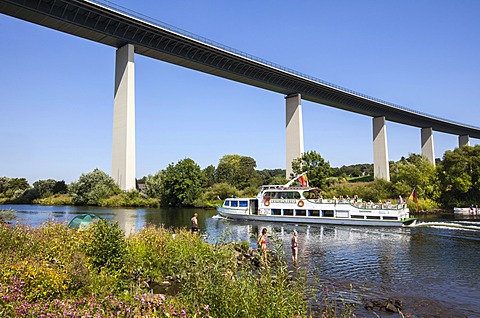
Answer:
[110,208,138,236]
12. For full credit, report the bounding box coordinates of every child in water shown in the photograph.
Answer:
[291,230,298,263]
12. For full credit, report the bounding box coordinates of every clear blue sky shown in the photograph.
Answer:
[1,0,479,184]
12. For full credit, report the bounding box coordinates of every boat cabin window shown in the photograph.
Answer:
[296,209,307,216]
[272,209,281,216]
[264,191,301,200]
[284,209,294,216]
[239,200,248,207]
[309,210,320,217]
[351,215,365,219]
[231,201,238,207]
[323,210,334,217]
[382,216,398,220]
[224,200,230,206]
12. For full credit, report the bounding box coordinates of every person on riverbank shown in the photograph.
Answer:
[191,213,199,233]
[291,230,298,264]
[257,228,268,265]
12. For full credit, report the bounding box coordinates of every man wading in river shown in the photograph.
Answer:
[191,213,199,234]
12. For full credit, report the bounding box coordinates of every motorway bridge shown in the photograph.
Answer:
[2,0,479,189]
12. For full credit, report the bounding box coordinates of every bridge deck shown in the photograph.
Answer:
[1,0,479,138]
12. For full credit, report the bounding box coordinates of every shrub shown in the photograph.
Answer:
[69,169,121,206]
[84,219,126,272]
[34,193,73,205]
[0,209,15,222]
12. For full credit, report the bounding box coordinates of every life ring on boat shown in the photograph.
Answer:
[297,200,304,207]
[264,199,270,206]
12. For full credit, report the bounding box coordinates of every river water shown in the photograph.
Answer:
[2,204,480,317]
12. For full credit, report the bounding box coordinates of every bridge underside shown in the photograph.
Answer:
[2,0,480,139]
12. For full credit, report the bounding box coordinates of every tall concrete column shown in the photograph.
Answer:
[459,135,470,147]
[421,127,435,166]
[285,94,304,178]
[373,116,390,181]
[112,44,136,190]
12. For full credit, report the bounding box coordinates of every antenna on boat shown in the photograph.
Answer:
[284,172,309,188]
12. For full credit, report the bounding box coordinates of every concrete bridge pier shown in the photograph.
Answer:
[373,116,390,181]
[459,135,470,147]
[421,127,435,166]
[285,94,304,178]
[112,43,136,191]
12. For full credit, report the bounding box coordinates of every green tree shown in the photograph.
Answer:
[52,180,68,194]
[215,154,260,190]
[332,164,372,178]
[257,169,287,185]
[202,165,216,188]
[390,153,439,200]
[0,177,31,198]
[0,177,9,196]
[160,158,205,206]
[437,145,480,207]
[144,171,163,199]
[201,182,239,202]
[33,179,65,198]
[291,151,331,188]
[69,169,121,205]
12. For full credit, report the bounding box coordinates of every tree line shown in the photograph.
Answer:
[1,145,479,210]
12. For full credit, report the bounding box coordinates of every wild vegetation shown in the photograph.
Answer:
[0,220,366,317]
[1,145,480,210]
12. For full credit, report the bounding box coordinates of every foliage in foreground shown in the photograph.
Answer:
[0,221,311,317]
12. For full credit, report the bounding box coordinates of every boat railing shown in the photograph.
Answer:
[307,198,406,210]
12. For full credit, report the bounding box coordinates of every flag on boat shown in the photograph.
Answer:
[298,174,309,187]
[284,172,309,188]
[408,188,419,212]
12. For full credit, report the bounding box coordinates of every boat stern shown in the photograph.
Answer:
[401,217,417,226]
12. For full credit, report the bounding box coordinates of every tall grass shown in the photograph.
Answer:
[0,221,311,317]
[0,220,380,317]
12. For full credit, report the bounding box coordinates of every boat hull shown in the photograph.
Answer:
[217,207,411,227]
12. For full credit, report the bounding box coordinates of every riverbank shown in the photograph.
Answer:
[1,219,432,317]
[1,221,311,317]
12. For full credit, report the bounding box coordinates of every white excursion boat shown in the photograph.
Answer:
[217,177,416,227]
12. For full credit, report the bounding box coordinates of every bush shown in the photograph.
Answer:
[0,209,15,222]
[194,182,240,208]
[84,219,127,272]
[34,194,73,205]
[407,198,439,213]
[69,169,121,206]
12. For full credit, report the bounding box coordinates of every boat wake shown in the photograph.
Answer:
[410,221,480,232]
[212,214,227,220]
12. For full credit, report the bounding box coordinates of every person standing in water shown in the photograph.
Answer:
[257,228,268,265]
[191,213,199,233]
[291,230,298,263]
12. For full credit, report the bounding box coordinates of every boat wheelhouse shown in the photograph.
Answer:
[217,184,416,227]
